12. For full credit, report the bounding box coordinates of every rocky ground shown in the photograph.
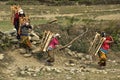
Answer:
[0,47,120,80]
[0,23,120,80]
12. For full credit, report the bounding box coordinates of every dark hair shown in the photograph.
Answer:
[101,32,106,37]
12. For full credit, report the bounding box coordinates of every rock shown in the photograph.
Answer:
[66,76,72,80]
[65,63,69,66]
[10,73,14,77]
[70,68,76,74]
[77,69,82,73]
[4,28,16,35]
[28,68,34,72]
[26,72,32,76]
[11,38,18,43]
[67,50,73,56]
[76,53,84,59]
[108,59,111,62]
[33,73,37,77]
[31,41,37,45]
[5,62,9,65]
[45,67,52,72]
[18,48,26,54]
[103,71,107,74]
[69,59,76,64]
[34,67,40,73]
[54,68,61,73]
[70,63,75,66]
[117,75,120,78]
[81,57,86,61]
[102,70,108,74]
[32,47,41,53]
[85,55,91,60]
[31,36,39,41]
[8,67,12,70]
[20,71,25,75]
[23,54,32,57]
[112,60,116,63]
[0,54,4,60]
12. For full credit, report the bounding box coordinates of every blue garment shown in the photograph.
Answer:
[20,34,28,36]
[21,24,32,36]
[100,48,108,54]
[47,46,53,51]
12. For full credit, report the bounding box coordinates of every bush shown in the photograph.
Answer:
[70,40,89,53]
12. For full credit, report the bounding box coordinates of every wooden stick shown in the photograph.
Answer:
[58,28,88,50]
[89,33,101,57]
[42,31,51,50]
[94,37,105,55]
[43,32,54,52]
[40,30,47,46]
[89,32,100,53]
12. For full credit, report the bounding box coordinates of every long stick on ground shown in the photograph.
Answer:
[58,28,88,50]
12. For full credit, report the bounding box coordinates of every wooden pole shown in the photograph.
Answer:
[43,32,54,52]
[94,37,106,55]
[40,30,47,47]
[89,32,100,53]
[42,31,51,51]
[58,28,88,50]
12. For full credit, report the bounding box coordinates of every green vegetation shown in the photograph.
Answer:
[3,0,120,5]
[0,21,13,31]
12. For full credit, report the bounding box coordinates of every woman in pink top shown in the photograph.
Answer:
[47,33,60,64]
[98,32,114,69]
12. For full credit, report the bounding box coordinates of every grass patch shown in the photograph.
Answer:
[31,19,48,25]
[0,21,13,31]
[0,19,48,32]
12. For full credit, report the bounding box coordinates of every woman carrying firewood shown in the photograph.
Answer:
[98,32,114,69]
[46,33,61,65]
[20,21,32,54]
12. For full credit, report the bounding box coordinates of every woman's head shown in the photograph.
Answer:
[53,33,61,38]
[101,31,106,37]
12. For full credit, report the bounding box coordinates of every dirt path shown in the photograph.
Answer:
[95,13,120,20]
[10,50,44,67]
[30,13,82,19]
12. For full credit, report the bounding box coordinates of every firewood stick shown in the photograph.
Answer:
[43,32,54,52]
[42,31,51,50]
[40,30,47,46]
[89,33,100,56]
[94,37,105,55]
[89,32,100,53]
[58,28,88,50]
[92,37,102,56]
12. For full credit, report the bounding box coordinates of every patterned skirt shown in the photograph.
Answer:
[98,50,107,66]
[20,36,31,48]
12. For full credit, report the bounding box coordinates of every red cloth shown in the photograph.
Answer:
[13,13,19,25]
[101,36,112,50]
[48,37,59,49]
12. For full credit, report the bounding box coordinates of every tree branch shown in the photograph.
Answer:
[58,28,88,50]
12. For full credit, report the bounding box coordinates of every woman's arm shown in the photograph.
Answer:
[106,36,114,43]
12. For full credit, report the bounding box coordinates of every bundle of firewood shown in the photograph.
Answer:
[89,32,105,59]
[40,30,54,52]
[10,5,21,24]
